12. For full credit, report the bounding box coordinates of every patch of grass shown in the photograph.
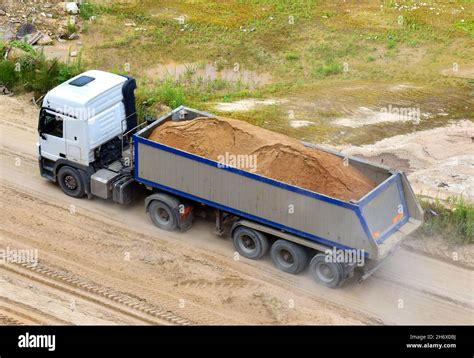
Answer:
[79,2,101,21]
[0,41,7,58]
[418,197,474,244]
[10,40,35,53]
[0,60,18,88]
[386,32,398,49]
[285,52,300,61]
[455,19,474,37]
[312,61,342,78]
[155,79,187,108]
[67,19,77,35]
[0,45,83,96]
[79,0,474,120]
[320,10,336,18]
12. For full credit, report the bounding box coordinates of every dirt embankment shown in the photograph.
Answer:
[149,117,376,202]
[340,120,474,202]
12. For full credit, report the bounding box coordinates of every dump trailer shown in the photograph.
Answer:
[38,70,423,288]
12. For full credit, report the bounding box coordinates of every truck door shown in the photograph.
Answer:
[38,109,66,161]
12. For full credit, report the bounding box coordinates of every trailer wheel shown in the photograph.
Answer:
[57,166,85,198]
[271,240,308,274]
[148,200,177,231]
[232,227,269,260]
[309,253,344,288]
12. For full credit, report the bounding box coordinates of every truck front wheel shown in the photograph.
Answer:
[148,200,178,231]
[271,240,308,274]
[309,253,344,288]
[57,166,85,198]
[232,227,269,260]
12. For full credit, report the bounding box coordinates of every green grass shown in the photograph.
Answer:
[285,52,300,61]
[312,61,343,78]
[135,73,264,117]
[455,19,474,37]
[0,41,83,96]
[79,2,102,20]
[418,197,474,244]
[0,60,17,88]
[80,0,473,93]
[67,19,77,35]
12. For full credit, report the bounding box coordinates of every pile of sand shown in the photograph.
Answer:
[149,117,376,201]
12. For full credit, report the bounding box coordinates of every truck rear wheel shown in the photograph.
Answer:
[271,240,308,274]
[148,200,177,231]
[57,166,85,198]
[232,227,269,260]
[309,253,344,288]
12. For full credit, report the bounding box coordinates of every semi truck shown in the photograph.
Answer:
[37,70,423,288]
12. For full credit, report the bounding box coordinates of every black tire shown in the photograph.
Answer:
[270,240,308,274]
[232,227,269,260]
[148,200,178,231]
[57,166,85,198]
[309,253,344,288]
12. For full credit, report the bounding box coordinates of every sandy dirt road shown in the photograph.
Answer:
[0,95,473,325]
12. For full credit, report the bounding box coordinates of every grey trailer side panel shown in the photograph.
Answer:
[136,140,375,256]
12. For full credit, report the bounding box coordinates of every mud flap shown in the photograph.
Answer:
[173,204,194,232]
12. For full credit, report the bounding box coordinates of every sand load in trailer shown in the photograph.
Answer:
[148,116,377,202]
[134,107,422,268]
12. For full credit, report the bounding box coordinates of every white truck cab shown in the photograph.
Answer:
[38,70,137,198]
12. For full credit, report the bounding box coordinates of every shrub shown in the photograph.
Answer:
[0,60,18,88]
[419,197,474,244]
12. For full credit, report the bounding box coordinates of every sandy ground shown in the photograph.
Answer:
[0,95,473,325]
[339,121,474,202]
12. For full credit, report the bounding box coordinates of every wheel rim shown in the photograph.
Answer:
[239,234,256,254]
[315,262,336,283]
[155,207,171,226]
[64,175,77,190]
[277,249,295,268]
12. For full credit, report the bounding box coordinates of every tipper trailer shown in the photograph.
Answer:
[37,70,423,288]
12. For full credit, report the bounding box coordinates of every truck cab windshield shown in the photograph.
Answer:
[39,109,63,138]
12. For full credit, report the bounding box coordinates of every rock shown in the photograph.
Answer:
[68,33,79,40]
[37,32,53,45]
[0,10,6,16]
[16,23,36,38]
[24,31,43,45]
[7,47,28,61]
[125,22,136,27]
[1,27,15,42]
[0,86,12,96]
[70,51,78,57]
[65,2,79,14]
